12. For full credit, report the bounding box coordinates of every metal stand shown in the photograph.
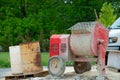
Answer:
[96,40,106,80]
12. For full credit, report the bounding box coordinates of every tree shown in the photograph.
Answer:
[0,0,108,51]
[113,1,120,17]
[99,2,117,28]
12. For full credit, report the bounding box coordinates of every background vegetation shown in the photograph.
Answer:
[99,2,117,28]
[0,0,120,52]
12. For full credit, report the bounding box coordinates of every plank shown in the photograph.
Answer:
[107,50,120,53]
[5,71,49,80]
[108,67,120,73]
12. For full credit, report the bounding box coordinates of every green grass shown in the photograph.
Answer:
[0,52,74,68]
[0,52,50,68]
[0,52,10,68]
[41,52,50,66]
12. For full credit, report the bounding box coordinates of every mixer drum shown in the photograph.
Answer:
[70,34,94,56]
[69,22,108,56]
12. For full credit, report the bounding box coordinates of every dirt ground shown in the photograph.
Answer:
[43,66,120,80]
[0,66,120,80]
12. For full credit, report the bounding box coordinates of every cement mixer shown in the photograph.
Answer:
[48,21,108,80]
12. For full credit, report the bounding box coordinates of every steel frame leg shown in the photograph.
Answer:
[96,43,106,80]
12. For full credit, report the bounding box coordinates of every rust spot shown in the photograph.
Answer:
[34,53,42,67]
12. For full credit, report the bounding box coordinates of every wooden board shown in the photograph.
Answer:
[5,71,49,80]
[9,46,23,74]
[108,67,120,73]
[20,42,43,74]
[107,53,120,69]
[107,50,120,53]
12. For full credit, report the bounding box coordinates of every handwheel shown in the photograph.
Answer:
[74,62,91,74]
[48,56,66,77]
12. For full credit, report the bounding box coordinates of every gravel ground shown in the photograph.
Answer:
[0,68,11,78]
[0,66,120,80]
[0,66,48,80]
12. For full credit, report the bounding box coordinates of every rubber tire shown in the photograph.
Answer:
[74,62,91,74]
[87,62,91,71]
[48,56,66,77]
[74,62,87,74]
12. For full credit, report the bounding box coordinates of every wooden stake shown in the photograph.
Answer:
[94,9,99,21]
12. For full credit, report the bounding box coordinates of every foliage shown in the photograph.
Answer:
[107,0,120,17]
[0,0,111,51]
[99,2,117,28]
[113,1,120,17]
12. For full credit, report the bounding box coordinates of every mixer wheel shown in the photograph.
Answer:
[48,56,66,77]
[74,62,91,74]
[87,62,91,71]
[74,62,88,74]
